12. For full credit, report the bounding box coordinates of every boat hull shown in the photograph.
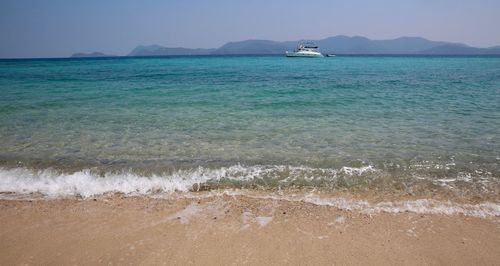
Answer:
[286,52,324,58]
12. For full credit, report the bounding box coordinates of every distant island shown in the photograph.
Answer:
[71,52,115,58]
[73,36,500,57]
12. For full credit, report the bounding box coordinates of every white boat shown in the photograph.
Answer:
[286,43,324,58]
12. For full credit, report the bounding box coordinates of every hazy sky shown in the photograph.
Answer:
[1,0,499,58]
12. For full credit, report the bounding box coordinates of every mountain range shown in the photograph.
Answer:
[74,36,500,57]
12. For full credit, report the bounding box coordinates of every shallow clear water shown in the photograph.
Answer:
[0,55,499,199]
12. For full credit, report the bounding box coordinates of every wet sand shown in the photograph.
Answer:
[1,194,499,265]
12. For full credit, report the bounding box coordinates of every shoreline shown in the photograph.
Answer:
[1,165,499,204]
[2,187,500,217]
[1,193,499,265]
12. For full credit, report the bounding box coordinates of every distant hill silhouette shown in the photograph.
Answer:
[212,40,294,55]
[319,36,452,54]
[209,36,496,55]
[76,36,500,57]
[418,44,500,55]
[71,52,115,58]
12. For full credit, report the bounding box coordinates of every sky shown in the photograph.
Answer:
[1,0,499,58]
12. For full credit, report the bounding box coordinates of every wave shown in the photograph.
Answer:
[0,165,376,198]
[1,166,499,218]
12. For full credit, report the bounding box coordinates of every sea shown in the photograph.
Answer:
[0,55,499,216]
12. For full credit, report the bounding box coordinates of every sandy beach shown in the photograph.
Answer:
[2,1,500,265]
[1,193,499,265]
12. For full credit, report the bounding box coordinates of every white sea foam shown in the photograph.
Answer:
[0,167,214,198]
[0,164,375,198]
[340,165,375,175]
[150,189,500,218]
[300,194,500,218]
[1,167,499,218]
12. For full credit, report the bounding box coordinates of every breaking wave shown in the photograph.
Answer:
[0,165,375,198]
[1,165,499,218]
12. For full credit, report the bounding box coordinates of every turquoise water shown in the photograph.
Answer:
[0,55,499,199]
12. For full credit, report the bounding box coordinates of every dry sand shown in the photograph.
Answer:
[1,193,499,265]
